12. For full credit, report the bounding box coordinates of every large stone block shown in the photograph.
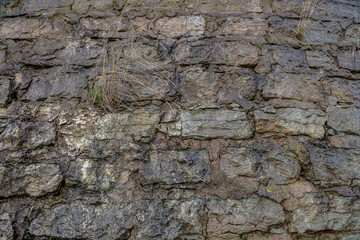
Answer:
[20,67,87,101]
[262,73,325,102]
[0,164,62,197]
[186,0,262,13]
[217,17,267,42]
[29,202,133,239]
[23,0,71,12]
[0,120,56,151]
[174,41,258,66]
[162,109,253,140]
[309,147,360,186]
[254,108,327,139]
[306,51,335,70]
[271,46,308,73]
[327,107,360,135]
[220,145,300,185]
[179,67,256,107]
[154,16,205,38]
[136,199,203,239]
[322,78,360,107]
[290,193,360,233]
[140,150,210,185]
[206,197,285,239]
[0,18,72,39]
[337,50,360,72]
[80,17,131,38]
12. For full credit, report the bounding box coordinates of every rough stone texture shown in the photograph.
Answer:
[29,202,133,240]
[327,107,360,135]
[140,150,210,185]
[0,164,62,197]
[206,197,285,239]
[0,0,359,239]
[254,108,327,139]
[136,199,203,240]
[262,73,324,102]
[309,147,360,187]
[0,211,13,240]
[289,193,360,233]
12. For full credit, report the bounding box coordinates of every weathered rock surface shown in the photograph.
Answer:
[309,147,360,187]
[140,150,210,185]
[206,197,285,239]
[0,211,13,240]
[327,107,360,135]
[254,108,327,139]
[29,202,133,240]
[289,193,360,233]
[0,163,62,197]
[136,199,203,239]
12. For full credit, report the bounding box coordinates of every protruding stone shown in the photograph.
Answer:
[327,107,360,135]
[309,147,360,186]
[206,197,285,239]
[254,108,327,139]
[0,211,13,240]
[155,16,205,38]
[136,199,203,239]
[263,73,324,102]
[0,164,62,197]
[338,50,360,71]
[0,77,10,107]
[29,203,133,239]
[80,17,130,38]
[140,150,210,185]
[186,0,262,13]
[289,193,360,233]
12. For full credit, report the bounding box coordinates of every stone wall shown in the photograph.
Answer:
[0,0,360,239]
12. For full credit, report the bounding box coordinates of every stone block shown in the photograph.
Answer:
[0,77,10,107]
[338,50,360,72]
[0,18,72,39]
[262,73,325,102]
[309,147,360,187]
[0,211,13,240]
[23,0,71,12]
[306,51,335,70]
[322,78,360,107]
[154,16,205,38]
[254,108,327,139]
[206,197,285,239]
[140,150,210,185]
[80,17,131,38]
[136,199,203,239]
[327,107,360,135]
[290,193,360,233]
[174,41,258,66]
[186,0,262,13]
[29,202,133,239]
[0,164,62,197]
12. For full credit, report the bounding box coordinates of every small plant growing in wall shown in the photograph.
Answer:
[295,0,314,40]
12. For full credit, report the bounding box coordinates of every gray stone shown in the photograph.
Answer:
[0,18,71,39]
[338,50,360,71]
[0,120,56,151]
[322,78,360,107]
[327,107,360,135]
[217,17,267,42]
[80,17,131,38]
[186,0,262,13]
[206,197,285,239]
[140,150,210,185]
[258,184,290,203]
[174,41,258,66]
[72,0,120,16]
[154,16,205,38]
[0,163,62,197]
[29,202,133,240]
[20,67,87,101]
[180,67,256,107]
[262,73,325,102]
[289,192,360,233]
[0,77,10,107]
[303,21,342,45]
[306,51,335,70]
[330,135,360,149]
[272,46,308,73]
[220,144,300,185]
[254,108,327,139]
[0,212,13,240]
[23,0,71,12]
[176,109,253,140]
[309,147,360,187]
[344,24,360,45]
[136,199,203,240]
